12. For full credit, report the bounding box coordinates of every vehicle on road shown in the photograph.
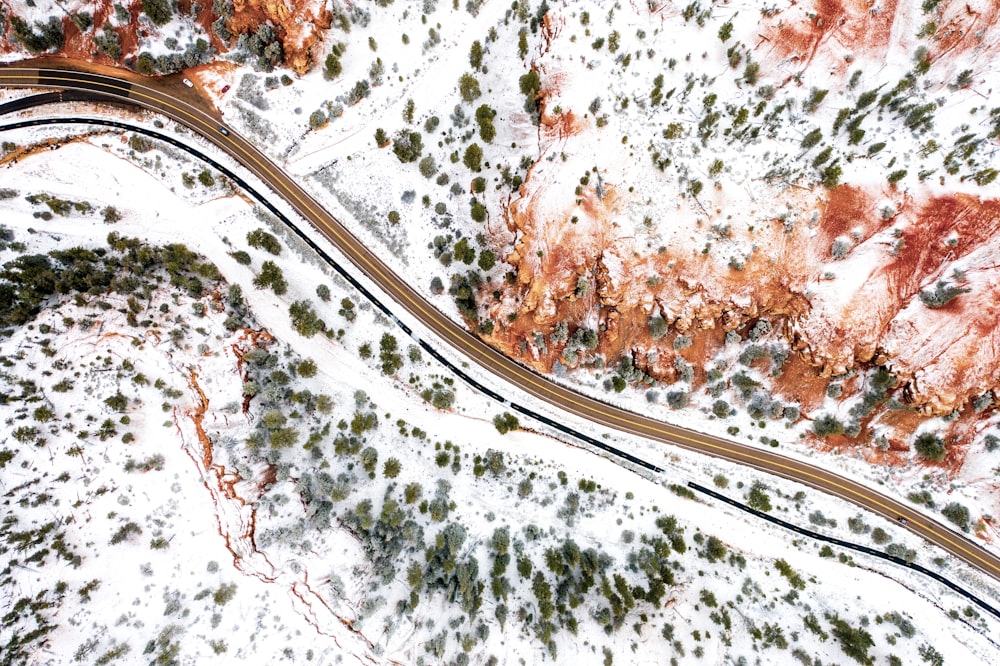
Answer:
[218,126,229,136]
[898,516,908,525]
[182,78,194,88]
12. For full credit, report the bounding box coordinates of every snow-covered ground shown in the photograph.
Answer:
[0,108,999,664]
[3,0,1000,663]
[170,0,1000,560]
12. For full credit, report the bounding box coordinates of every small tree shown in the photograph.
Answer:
[288,300,326,337]
[827,614,874,666]
[519,70,541,112]
[246,228,281,255]
[746,481,772,512]
[383,458,401,478]
[493,412,520,434]
[323,53,343,79]
[392,131,423,163]
[469,40,483,69]
[458,73,482,102]
[475,104,497,143]
[648,316,668,339]
[470,200,487,222]
[478,249,496,271]
[463,143,483,172]
[418,156,438,179]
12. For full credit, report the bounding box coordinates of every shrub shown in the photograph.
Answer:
[648,315,668,339]
[463,143,483,171]
[666,391,688,409]
[253,260,287,294]
[383,458,401,478]
[831,237,852,259]
[324,52,343,79]
[812,413,844,437]
[913,432,946,461]
[110,521,142,545]
[246,228,282,255]
[746,481,772,512]
[712,400,730,419]
[801,129,823,150]
[919,280,970,308]
[141,0,173,25]
[827,614,873,666]
[476,104,497,143]
[478,250,496,271]
[941,502,971,531]
[887,169,908,184]
[213,583,237,605]
[418,156,438,178]
[458,73,481,102]
[308,110,327,129]
[392,131,423,163]
[821,162,843,188]
[493,412,520,434]
[288,300,326,337]
[379,332,403,375]
[469,40,483,69]
[470,200,487,222]
[519,70,542,112]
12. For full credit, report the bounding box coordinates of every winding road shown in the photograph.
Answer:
[3,62,1000,593]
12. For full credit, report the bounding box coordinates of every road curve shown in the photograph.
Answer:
[3,64,1000,586]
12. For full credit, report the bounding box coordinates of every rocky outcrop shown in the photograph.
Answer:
[0,0,330,74]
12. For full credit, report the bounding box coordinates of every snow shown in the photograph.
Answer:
[3,0,1000,663]
[0,104,997,664]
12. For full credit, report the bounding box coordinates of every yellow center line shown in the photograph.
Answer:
[5,69,999,577]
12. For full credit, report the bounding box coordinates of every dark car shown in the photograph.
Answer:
[221,84,231,93]
[218,126,229,136]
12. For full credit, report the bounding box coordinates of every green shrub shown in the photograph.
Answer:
[246,228,281,255]
[812,413,844,437]
[463,143,483,171]
[458,73,481,102]
[913,432,946,461]
[392,131,423,163]
[941,502,971,531]
[493,412,520,434]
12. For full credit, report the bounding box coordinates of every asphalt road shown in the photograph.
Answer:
[3,63,1000,587]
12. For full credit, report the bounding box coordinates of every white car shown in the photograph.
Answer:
[182,78,194,88]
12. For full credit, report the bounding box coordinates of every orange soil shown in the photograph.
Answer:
[761,0,900,69]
